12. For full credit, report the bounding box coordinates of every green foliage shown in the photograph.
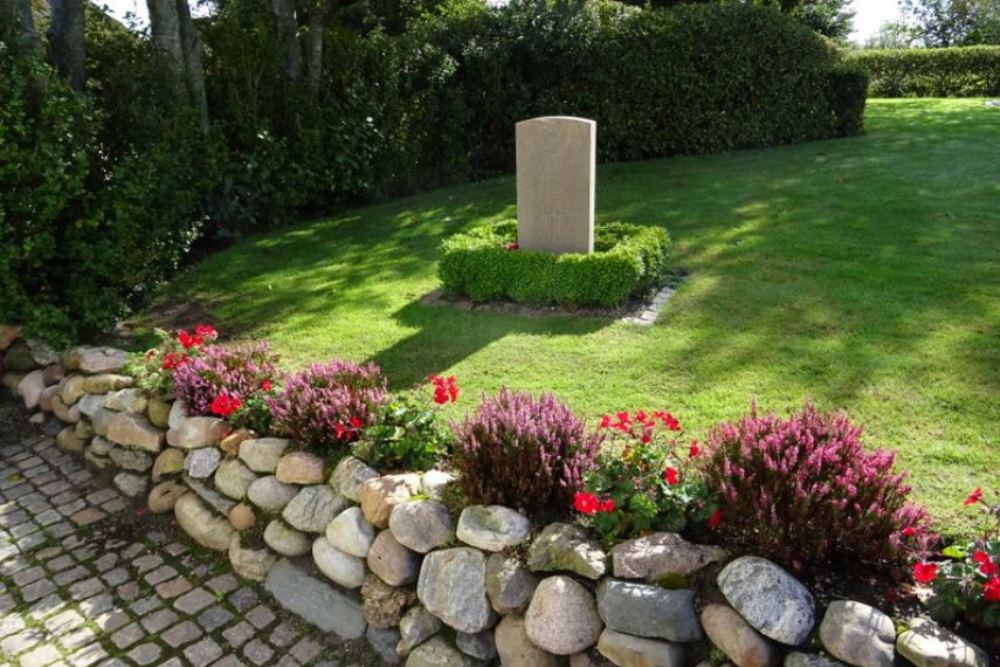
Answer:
[849,45,1000,96]
[125,329,182,399]
[438,220,670,308]
[901,0,1000,47]
[827,63,869,136]
[353,394,455,471]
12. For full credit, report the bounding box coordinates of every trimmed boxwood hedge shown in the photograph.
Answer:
[438,220,670,308]
[848,46,1000,97]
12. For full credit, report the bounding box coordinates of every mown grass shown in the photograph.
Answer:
[155,99,999,529]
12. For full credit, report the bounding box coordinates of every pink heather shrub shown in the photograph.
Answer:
[172,342,279,416]
[702,401,933,576]
[451,387,603,517]
[268,360,386,450]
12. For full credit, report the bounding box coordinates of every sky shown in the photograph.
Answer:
[92,0,904,43]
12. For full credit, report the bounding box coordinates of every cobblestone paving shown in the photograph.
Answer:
[0,427,378,667]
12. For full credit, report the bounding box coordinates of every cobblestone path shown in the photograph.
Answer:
[0,405,379,667]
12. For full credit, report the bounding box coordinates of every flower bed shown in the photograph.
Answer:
[438,220,671,308]
[1,322,996,666]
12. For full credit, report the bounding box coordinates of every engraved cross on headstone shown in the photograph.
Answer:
[515,116,596,254]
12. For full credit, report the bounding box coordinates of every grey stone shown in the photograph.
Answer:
[168,400,187,431]
[275,452,325,485]
[183,476,237,514]
[596,629,685,667]
[174,493,234,551]
[895,618,989,667]
[417,547,495,634]
[91,407,116,437]
[27,337,59,365]
[148,481,186,514]
[114,472,149,497]
[456,505,530,551]
[701,604,780,667]
[263,520,311,557]
[367,530,421,587]
[485,553,536,615]
[152,447,185,480]
[147,398,172,428]
[214,459,258,500]
[362,573,417,629]
[406,636,476,667]
[398,606,441,655]
[719,556,815,646]
[313,536,366,589]
[76,394,108,419]
[81,373,132,394]
[57,426,86,453]
[282,485,347,533]
[247,475,298,511]
[18,370,46,410]
[170,416,229,449]
[228,534,277,582]
[526,575,603,655]
[239,437,291,473]
[611,532,728,580]
[786,653,845,667]
[108,446,154,472]
[330,456,379,502]
[367,624,403,665]
[528,522,607,579]
[65,346,128,373]
[819,601,895,667]
[495,615,560,667]
[184,448,222,479]
[107,412,164,453]
[59,374,87,405]
[3,340,36,371]
[264,559,366,640]
[327,506,375,558]
[90,435,114,456]
[361,473,421,528]
[596,579,700,642]
[420,469,454,499]
[457,629,497,661]
[105,388,147,413]
[389,500,454,554]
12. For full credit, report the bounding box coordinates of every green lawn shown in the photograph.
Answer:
[156,99,999,529]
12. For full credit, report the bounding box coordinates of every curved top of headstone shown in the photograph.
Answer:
[515,116,596,255]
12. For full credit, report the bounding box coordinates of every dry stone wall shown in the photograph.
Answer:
[0,325,991,667]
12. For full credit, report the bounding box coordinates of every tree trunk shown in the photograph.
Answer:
[147,0,209,132]
[307,2,326,96]
[273,0,302,79]
[47,0,86,91]
[177,0,209,132]
[4,0,42,57]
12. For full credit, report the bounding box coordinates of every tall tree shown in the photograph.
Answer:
[637,0,855,41]
[273,0,303,78]
[147,0,209,131]
[306,0,328,95]
[3,0,42,57]
[48,0,87,90]
[901,0,999,45]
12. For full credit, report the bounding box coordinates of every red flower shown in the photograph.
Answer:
[505,242,519,250]
[195,323,217,339]
[912,562,938,584]
[334,423,349,440]
[350,416,362,429]
[653,411,681,431]
[573,492,600,515]
[429,375,459,404]
[984,577,1000,602]
[663,467,680,486]
[901,526,917,538]
[600,498,616,513]
[177,329,203,350]
[707,509,723,529]
[261,379,273,392]
[688,441,700,458]
[972,550,990,564]
[964,488,983,505]
[599,415,612,429]
[209,393,242,417]
[161,352,186,370]
[980,561,999,577]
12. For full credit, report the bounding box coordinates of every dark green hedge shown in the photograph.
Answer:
[438,220,670,308]
[848,46,1000,97]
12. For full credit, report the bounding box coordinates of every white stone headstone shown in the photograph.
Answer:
[516,116,596,254]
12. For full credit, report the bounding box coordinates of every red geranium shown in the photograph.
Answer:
[209,393,242,417]
[663,467,680,486]
[964,488,983,505]
[505,241,519,250]
[261,379,273,392]
[429,375,459,404]
[177,329,203,350]
[901,526,917,537]
[195,323,217,339]
[161,352,186,370]
[688,441,700,458]
[600,498,616,513]
[972,550,990,564]
[707,509,723,529]
[573,492,601,515]
[913,562,938,584]
[984,577,1000,601]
